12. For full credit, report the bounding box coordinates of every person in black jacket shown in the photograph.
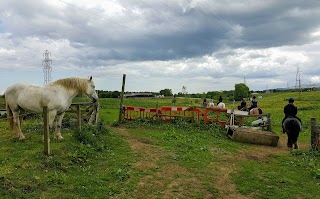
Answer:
[238,98,247,111]
[282,98,301,133]
[217,96,222,105]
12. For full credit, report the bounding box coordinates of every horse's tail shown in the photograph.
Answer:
[290,118,301,132]
[5,101,14,130]
[258,108,263,114]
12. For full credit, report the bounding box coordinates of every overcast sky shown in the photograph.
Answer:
[1,0,320,94]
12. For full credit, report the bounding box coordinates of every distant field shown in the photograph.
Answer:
[97,91,320,132]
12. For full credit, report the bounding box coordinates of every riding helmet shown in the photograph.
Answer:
[288,98,294,103]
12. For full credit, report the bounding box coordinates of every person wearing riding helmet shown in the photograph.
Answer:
[248,96,258,111]
[281,98,302,133]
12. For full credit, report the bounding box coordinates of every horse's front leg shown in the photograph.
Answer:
[54,112,65,140]
[12,111,25,140]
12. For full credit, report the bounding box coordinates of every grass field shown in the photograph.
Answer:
[0,91,320,198]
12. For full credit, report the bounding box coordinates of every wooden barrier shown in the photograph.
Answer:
[122,105,204,122]
[159,106,193,121]
[311,118,320,151]
[227,126,279,147]
[68,102,99,129]
[203,107,228,126]
[122,105,270,128]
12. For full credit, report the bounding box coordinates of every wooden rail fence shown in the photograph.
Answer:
[42,102,98,155]
[0,102,5,116]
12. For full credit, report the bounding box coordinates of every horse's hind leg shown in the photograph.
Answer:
[12,111,25,140]
[292,136,299,149]
[287,140,293,148]
[286,134,293,148]
[293,142,299,149]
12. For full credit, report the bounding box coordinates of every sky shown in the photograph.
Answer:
[1,0,320,94]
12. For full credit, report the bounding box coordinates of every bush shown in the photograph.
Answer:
[73,119,110,151]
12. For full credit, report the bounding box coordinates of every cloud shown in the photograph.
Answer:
[0,0,320,94]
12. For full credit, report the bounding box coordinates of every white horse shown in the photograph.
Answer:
[217,102,226,109]
[5,76,98,140]
[208,99,214,107]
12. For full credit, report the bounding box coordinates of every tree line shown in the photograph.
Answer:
[96,83,255,101]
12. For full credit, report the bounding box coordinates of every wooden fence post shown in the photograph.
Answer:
[191,107,195,123]
[77,104,81,131]
[43,106,50,156]
[267,113,272,132]
[156,102,159,120]
[311,117,317,150]
[118,74,126,122]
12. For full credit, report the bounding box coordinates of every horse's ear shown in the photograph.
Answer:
[89,76,92,81]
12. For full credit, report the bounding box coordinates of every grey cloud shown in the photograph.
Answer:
[1,0,320,92]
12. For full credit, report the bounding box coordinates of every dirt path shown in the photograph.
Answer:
[115,127,307,198]
[116,127,215,198]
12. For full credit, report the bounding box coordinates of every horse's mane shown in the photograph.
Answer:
[50,77,88,94]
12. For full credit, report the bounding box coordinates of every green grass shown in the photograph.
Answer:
[1,91,320,198]
[233,151,320,199]
[0,120,134,198]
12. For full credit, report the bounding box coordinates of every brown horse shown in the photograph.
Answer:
[249,108,262,116]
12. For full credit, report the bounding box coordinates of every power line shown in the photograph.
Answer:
[295,66,301,92]
[42,50,52,85]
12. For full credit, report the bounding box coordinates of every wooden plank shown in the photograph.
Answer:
[71,102,94,106]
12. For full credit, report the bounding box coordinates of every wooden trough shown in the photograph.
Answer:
[227,125,279,147]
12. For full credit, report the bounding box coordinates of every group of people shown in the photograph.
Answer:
[237,96,301,133]
[203,96,223,107]
[237,96,258,111]
[203,95,301,133]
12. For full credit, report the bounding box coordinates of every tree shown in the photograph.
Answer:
[234,83,249,101]
[160,88,173,96]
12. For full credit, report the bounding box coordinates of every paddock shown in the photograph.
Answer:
[1,100,98,155]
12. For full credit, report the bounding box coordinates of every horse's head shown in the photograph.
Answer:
[86,76,98,103]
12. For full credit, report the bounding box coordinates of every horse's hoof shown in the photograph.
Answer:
[55,135,64,140]
[19,136,26,140]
